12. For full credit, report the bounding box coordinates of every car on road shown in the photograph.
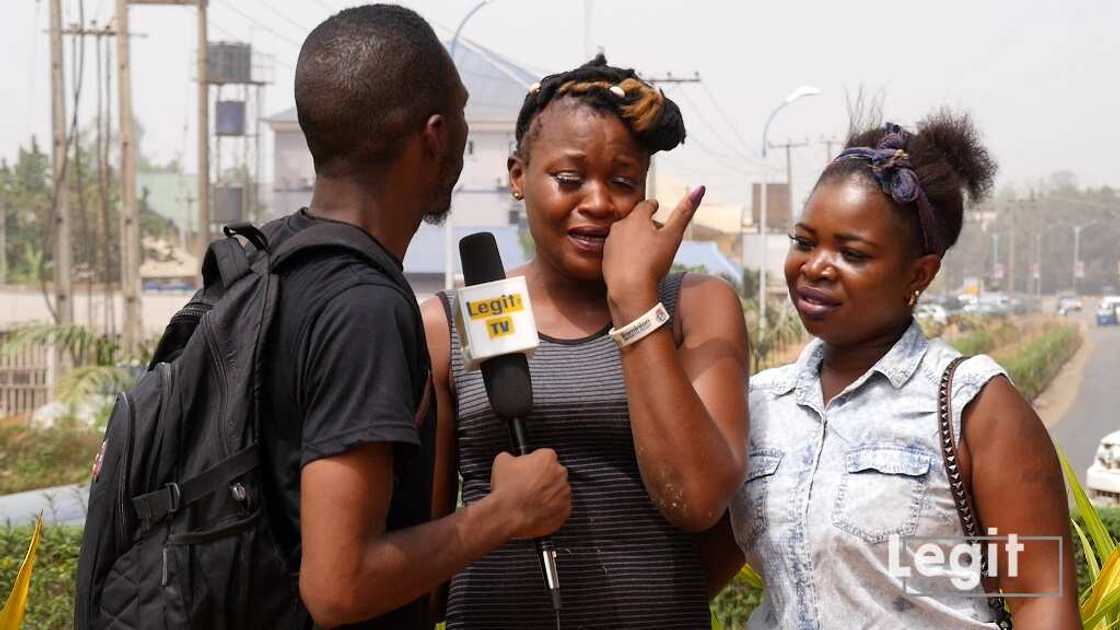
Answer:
[915,303,949,325]
[1088,431,1120,505]
[1058,295,1084,316]
[1097,296,1120,327]
[962,294,1010,317]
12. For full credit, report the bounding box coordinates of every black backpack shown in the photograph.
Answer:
[75,219,413,629]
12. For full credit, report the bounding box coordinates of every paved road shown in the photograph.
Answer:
[0,482,88,527]
[1048,322,1120,485]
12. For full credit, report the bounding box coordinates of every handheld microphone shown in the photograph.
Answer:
[457,232,562,614]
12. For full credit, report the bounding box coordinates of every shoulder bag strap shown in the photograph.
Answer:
[939,355,1013,628]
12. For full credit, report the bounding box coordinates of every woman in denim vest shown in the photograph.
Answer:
[725,111,1079,628]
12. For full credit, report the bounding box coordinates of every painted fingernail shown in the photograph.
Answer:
[688,185,706,207]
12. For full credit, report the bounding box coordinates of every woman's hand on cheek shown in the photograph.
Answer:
[603,186,705,322]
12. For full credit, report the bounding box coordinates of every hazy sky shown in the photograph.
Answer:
[3,0,1118,210]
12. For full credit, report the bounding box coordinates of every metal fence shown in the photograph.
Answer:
[0,331,52,418]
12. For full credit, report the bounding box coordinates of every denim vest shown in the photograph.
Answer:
[730,321,1007,629]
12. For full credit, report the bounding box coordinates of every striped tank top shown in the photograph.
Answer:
[438,273,711,630]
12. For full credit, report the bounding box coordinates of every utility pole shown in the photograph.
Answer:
[198,0,210,255]
[645,73,701,202]
[820,136,842,162]
[0,195,7,285]
[242,85,250,222]
[50,0,74,327]
[1007,202,1016,294]
[116,0,142,354]
[768,138,810,224]
[114,0,203,353]
[254,83,263,221]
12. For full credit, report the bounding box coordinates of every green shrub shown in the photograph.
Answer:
[946,316,1021,357]
[1000,324,1081,400]
[0,523,81,630]
[0,422,102,495]
[951,329,996,356]
[1072,507,1120,598]
[710,568,764,628]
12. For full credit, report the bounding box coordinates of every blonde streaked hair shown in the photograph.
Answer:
[514,54,686,160]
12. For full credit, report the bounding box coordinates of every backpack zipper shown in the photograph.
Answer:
[168,301,210,327]
[202,321,230,457]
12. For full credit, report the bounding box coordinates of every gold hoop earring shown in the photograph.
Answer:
[907,290,920,307]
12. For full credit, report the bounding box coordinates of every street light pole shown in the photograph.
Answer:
[1072,222,1095,294]
[449,0,489,59]
[1035,232,1043,296]
[757,170,768,331]
[757,85,821,336]
[992,233,1000,282]
[444,0,490,290]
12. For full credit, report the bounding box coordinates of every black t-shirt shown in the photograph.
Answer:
[260,210,436,630]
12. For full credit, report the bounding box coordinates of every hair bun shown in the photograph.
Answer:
[912,109,996,203]
[822,108,997,255]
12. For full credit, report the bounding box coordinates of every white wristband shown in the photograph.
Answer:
[609,302,671,348]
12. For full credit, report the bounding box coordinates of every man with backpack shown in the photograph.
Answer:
[75,5,570,630]
[263,5,571,628]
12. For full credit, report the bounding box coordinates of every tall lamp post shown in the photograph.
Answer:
[444,0,491,290]
[756,85,821,335]
[1072,221,1097,294]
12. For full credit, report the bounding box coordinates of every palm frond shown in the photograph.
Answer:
[54,365,133,402]
[0,322,121,366]
[1077,518,1103,584]
[1060,448,1116,559]
[739,563,764,591]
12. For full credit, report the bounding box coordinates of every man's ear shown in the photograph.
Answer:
[908,253,942,296]
[422,113,448,161]
[508,153,526,200]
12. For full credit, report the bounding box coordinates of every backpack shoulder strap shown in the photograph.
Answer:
[269,221,412,296]
[201,238,250,290]
[200,223,270,290]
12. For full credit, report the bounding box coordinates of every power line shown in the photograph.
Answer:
[679,137,755,175]
[665,85,758,167]
[247,0,314,40]
[697,80,758,162]
[214,0,303,50]
[210,18,295,71]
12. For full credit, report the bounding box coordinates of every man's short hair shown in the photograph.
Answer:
[295,4,457,176]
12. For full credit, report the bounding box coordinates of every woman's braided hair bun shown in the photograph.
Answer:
[514,54,687,158]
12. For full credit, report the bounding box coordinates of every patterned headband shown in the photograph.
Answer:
[833,124,944,257]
